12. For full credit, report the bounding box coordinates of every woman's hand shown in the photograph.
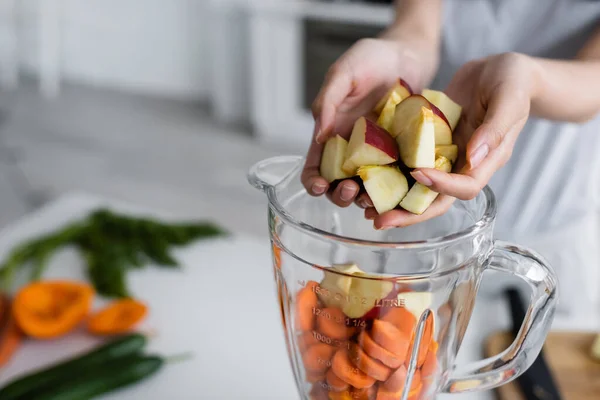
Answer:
[301,34,439,208]
[370,52,537,229]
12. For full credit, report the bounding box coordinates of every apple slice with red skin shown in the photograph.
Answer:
[391,95,453,145]
[374,78,413,115]
[376,79,414,132]
[422,89,463,131]
[342,117,400,175]
[399,155,452,215]
[357,165,409,215]
[394,106,436,169]
[320,135,354,183]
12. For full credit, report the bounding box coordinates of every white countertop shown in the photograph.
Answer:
[0,192,597,399]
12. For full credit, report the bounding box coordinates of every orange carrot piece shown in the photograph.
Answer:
[357,331,405,369]
[376,382,423,400]
[331,348,377,389]
[382,366,421,393]
[317,307,354,340]
[381,307,417,337]
[303,343,337,373]
[421,340,439,380]
[87,298,148,335]
[371,320,411,357]
[299,331,320,353]
[307,369,327,383]
[296,282,319,331]
[348,342,392,382]
[310,383,330,400]
[328,390,353,400]
[0,296,24,368]
[405,313,434,368]
[351,384,379,400]
[326,368,349,392]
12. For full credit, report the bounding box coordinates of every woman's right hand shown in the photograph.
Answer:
[301,34,439,208]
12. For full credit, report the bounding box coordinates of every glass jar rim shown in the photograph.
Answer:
[267,184,497,250]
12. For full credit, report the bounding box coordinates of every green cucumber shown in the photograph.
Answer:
[29,355,164,400]
[0,333,146,400]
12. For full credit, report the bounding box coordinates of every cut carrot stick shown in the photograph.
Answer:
[381,307,417,337]
[382,366,421,393]
[316,307,354,340]
[87,298,148,335]
[0,296,24,368]
[326,368,349,392]
[371,320,411,358]
[357,331,404,369]
[296,283,319,331]
[421,340,439,379]
[331,348,376,389]
[303,343,337,373]
[348,342,392,382]
[405,312,434,368]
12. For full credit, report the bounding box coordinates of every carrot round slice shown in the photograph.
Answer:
[357,331,405,369]
[348,342,392,381]
[382,366,421,393]
[371,320,411,357]
[326,368,349,392]
[381,307,417,337]
[87,298,147,335]
[299,331,320,354]
[302,343,337,373]
[309,383,330,400]
[376,382,423,400]
[316,307,354,340]
[328,390,353,400]
[405,312,434,368]
[351,385,378,400]
[331,348,377,389]
[306,370,326,383]
[296,284,319,332]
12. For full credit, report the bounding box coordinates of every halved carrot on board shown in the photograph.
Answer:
[331,348,377,389]
[381,307,417,337]
[371,320,411,357]
[382,366,421,393]
[296,282,319,331]
[405,312,434,368]
[317,307,354,340]
[0,295,23,368]
[87,298,148,335]
[348,342,392,381]
[421,340,439,379]
[303,342,337,373]
[357,331,404,369]
[326,368,350,392]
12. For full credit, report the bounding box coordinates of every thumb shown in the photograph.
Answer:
[312,64,353,144]
[466,85,528,169]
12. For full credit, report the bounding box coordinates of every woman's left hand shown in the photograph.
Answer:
[370,52,537,229]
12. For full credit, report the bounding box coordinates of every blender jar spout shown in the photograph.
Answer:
[247,155,305,193]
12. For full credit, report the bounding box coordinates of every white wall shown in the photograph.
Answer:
[17,0,212,100]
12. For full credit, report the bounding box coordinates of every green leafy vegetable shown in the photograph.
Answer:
[0,209,227,297]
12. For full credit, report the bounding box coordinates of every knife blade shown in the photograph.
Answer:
[505,288,563,400]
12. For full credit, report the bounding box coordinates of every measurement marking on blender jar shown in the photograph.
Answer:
[317,357,332,367]
[311,331,350,349]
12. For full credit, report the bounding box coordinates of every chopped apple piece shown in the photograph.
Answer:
[435,144,458,164]
[357,165,409,214]
[319,263,363,309]
[394,106,436,168]
[319,135,353,183]
[391,94,452,145]
[399,156,452,215]
[342,117,399,175]
[374,78,413,115]
[422,89,463,131]
[397,292,433,320]
[592,334,600,361]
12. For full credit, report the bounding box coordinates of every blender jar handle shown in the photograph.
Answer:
[247,155,305,192]
[442,240,558,393]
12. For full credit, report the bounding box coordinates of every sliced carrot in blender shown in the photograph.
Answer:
[371,320,411,357]
[351,384,379,400]
[382,366,421,393]
[316,307,354,340]
[296,284,319,331]
[309,383,330,400]
[326,368,350,392]
[381,307,417,336]
[357,331,405,369]
[348,342,392,381]
[405,312,434,368]
[307,370,326,383]
[376,382,423,400]
[331,348,377,389]
[303,343,337,373]
[299,331,320,353]
[421,340,439,379]
[328,390,353,400]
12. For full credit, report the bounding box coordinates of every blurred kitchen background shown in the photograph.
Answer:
[0,0,399,238]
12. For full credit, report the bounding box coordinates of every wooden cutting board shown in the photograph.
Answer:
[484,331,600,400]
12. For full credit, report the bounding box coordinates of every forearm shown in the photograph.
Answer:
[529,27,600,123]
[382,0,443,47]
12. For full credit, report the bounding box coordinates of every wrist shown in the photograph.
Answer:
[526,55,544,105]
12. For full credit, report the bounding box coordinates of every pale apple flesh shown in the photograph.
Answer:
[374,78,413,115]
[394,106,436,169]
[397,292,433,320]
[435,144,458,164]
[422,89,463,131]
[357,165,409,215]
[342,117,399,175]
[319,135,354,183]
[399,155,452,215]
[391,94,452,145]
